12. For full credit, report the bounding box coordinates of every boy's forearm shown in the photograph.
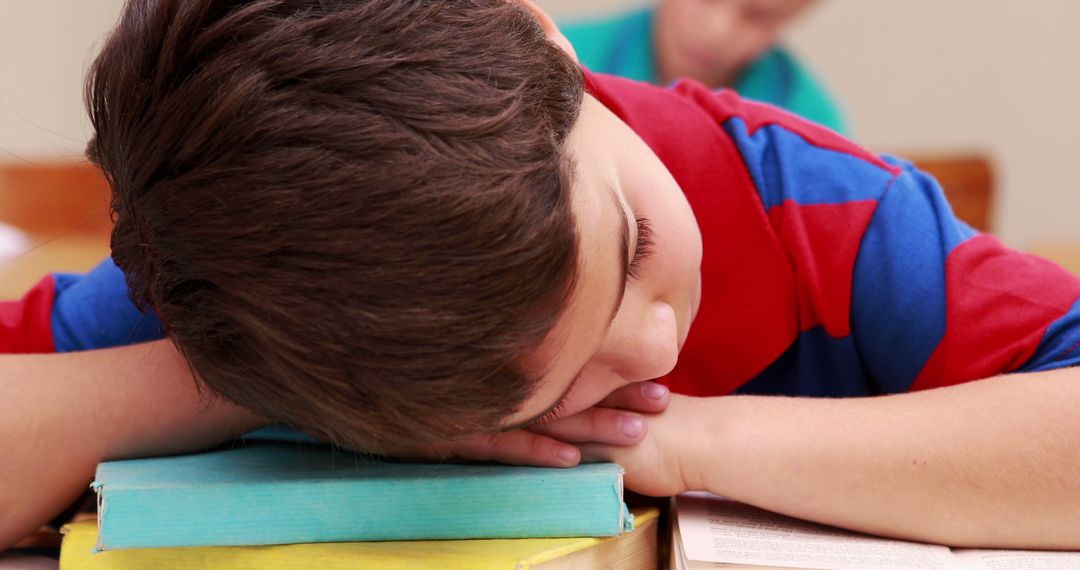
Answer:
[0,341,264,549]
[690,367,1080,549]
[86,341,267,460]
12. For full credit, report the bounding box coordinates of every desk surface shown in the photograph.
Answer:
[0,234,108,301]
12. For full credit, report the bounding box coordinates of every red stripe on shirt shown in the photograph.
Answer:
[768,200,878,336]
[911,234,1080,390]
[0,275,57,353]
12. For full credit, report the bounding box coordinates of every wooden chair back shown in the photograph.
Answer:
[905,153,994,233]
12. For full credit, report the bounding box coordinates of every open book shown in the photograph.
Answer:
[671,493,1080,570]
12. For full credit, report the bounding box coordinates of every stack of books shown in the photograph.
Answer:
[59,439,659,569]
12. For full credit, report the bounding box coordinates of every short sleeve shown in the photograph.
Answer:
[50,258,165,352]
[851,158,1080,393]
[0,275,57,353]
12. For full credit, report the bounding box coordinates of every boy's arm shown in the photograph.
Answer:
[593,374,1080,550]
[0,340,265,550]
[698,369,1080,549]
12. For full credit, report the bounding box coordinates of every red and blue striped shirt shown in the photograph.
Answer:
[585,71,1080,396]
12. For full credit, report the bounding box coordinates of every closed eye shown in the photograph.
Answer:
[627,216,654,281]
[531,396,571,426]
[529,217,653,428]
[529,371,582,427]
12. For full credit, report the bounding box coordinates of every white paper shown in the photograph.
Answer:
[675,493,957,570]
[672,504,688,570]
[952,549,1080,570]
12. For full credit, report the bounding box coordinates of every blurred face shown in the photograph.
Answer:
[503,94,703,428]
[654,0,811,87]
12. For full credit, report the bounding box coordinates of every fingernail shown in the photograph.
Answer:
[619,415,645,438]
[557,446,579,463]
[643,382,668,400]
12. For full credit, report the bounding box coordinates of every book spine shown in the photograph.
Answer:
[95,470,627,550]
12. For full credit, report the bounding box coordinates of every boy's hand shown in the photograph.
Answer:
[580,394,706,497]
[408,381,671,467]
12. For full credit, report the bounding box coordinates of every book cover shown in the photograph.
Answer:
[61,508,658,570]
[92,441,631,550]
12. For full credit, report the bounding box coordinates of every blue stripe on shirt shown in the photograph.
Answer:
[51,258,164,352]
[850,157,977,393]
[1020,296,1080,372]
[722,118,894,211]
[736,327,870,397]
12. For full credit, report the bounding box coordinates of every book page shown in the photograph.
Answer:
[675,493,958,570]
[952,549,1080,570]
[671,504,687,570]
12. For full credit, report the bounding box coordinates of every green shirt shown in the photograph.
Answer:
[560,8,847,134]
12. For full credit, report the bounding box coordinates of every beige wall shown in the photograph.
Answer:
[0,1,126,162]
[4,1,1079,248]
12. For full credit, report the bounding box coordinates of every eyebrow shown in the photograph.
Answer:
[502,186,631,432]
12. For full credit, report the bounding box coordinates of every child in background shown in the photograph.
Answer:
[561,0,846,132]
[4,0,1080,552]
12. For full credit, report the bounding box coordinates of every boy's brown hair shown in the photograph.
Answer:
[85,0,585,452]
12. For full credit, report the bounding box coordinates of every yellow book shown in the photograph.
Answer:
[60,508,658,570]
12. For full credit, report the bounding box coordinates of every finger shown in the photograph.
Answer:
[596,381,670,413]
[530,406,647,445]
[451,430,580,468]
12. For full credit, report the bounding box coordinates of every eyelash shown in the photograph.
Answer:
[627,216,655,281]
[531,218,654,427]
[532,397,571,426]
[532,370,585,426]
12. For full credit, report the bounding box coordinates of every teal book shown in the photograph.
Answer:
[92,441,632,551]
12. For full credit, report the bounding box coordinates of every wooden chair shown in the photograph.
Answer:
[904,153,994,233]
[0,162,111,299]
[0,161,112,237]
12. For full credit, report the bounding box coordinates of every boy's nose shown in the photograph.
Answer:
[608,301,680,382]
[704,5,739,42]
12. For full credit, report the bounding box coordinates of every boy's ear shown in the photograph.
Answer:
[512,0,578,61]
